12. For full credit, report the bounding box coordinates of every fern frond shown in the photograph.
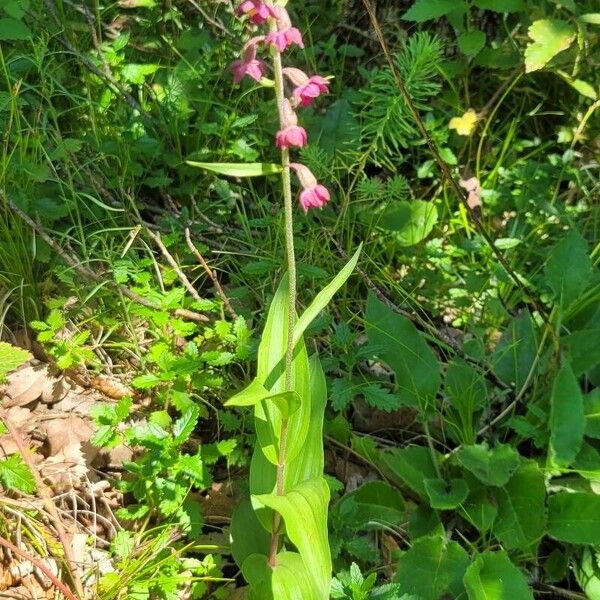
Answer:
[354,33,442,170]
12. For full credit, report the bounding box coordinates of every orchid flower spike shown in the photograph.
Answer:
[283,67,330,107]
[290,163,330,211]
[236,0,276,24]
[275,99,308,149]
[231,37,266,83]
[266,6,304,52]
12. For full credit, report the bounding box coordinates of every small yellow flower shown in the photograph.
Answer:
[449,109,479,136]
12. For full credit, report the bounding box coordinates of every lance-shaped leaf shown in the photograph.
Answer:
[253,478,331,598]
[549,363,585,469]
[294,244,361,348]
[285,354,328,490]
[186,161,282,177]
[242,552,321,600]
[254,276,311,465]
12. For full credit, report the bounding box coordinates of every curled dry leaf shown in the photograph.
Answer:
[40,376,71,404]
[89,375,133,400]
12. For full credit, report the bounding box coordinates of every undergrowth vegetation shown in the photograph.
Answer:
[0,0,599,598]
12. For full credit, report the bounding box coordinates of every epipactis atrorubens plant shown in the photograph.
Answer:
[188,1,361,598]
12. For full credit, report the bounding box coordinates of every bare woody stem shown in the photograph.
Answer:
[268,20,296,567]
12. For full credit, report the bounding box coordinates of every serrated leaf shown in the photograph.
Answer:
[524,19,576,73]
[549,363,585,468]
[402,0,458,22]
[0,342,31,380]
[0,455,36,493]
[172,406,199,444]
[464,551,533,600]
[186,161,282,177]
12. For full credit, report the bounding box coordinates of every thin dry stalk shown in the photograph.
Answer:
[185,228,238,320]
[2,416,84,599]
[0,534,79,600]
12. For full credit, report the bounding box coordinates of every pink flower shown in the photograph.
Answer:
[276,126,308,148]
[266,7,304,51]
[231,39,266,83]
[283,68,330,106]
[275,99,307,148]
[290,163,330,211]
[236,1,275,24]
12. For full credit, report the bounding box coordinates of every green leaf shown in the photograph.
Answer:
[377,201,438,246]
[243,552,319,600]
[524,19,576,73]
[424,478,469,510]
[544,231,591,309]
[464,552,533,600]
[548,492,600,544]
[254,478,331,598]
[492,311,537,389]
[575,547,600,600]
[338,481,404,528]
[580,13,600,25]
[458,31,486,56]
[585,389,600,439]
[456,443,520,486]
[186,161,282,177]
[121,63,159,84]
[473,0,524,11]
[493,461,546,555]
[402,0,458,22]
[460,484,498,533]
[0,455,36,493]
[0,17,31,40]
[0,342,31,381]
[253,276,311,466]
[394,536,469,600]
[294,245,361,348]
[384,446,441,498]
[563,329,600,376]
[230,499,270,569]
[284,354,328,490]
[226,379,301,417]
[172,406,199,445]
[549,363,585,469]
[366,293,440,412]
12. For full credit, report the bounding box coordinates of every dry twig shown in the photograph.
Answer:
[2,416,84,599]
[185,228,238,320]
